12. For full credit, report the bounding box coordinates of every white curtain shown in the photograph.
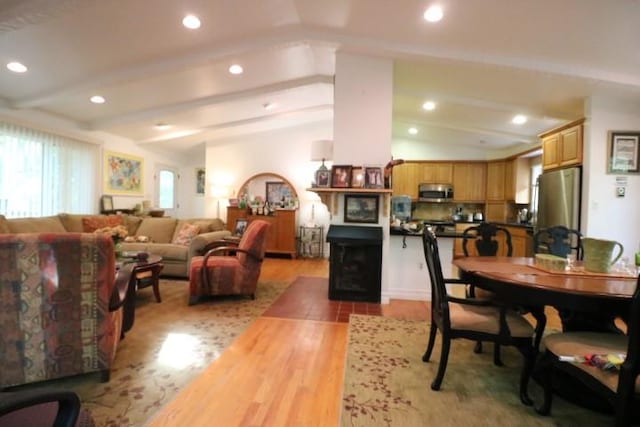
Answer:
[0,122,98,217]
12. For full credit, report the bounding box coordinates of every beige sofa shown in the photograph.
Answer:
[0,214,231,278]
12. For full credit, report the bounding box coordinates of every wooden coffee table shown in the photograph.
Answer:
[118,254,164,337]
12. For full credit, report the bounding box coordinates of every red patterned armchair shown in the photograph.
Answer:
[189,220,271,304]
[0,233,128,388]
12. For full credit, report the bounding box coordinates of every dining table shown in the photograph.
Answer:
[453,256,637,332]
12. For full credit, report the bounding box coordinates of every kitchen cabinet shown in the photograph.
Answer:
[486,161,507,201]
[454,223,532,258]
[507,157,531,204]
[485,201,509,222]
[226,207,297,258]
[420,162,453,184]
[392,162,419,198]
[540,119,584,171]
[453,162,486,202]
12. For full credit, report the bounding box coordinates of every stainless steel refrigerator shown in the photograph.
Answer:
[535,166,581,230]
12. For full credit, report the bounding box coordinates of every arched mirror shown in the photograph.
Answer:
[237,173,298,209]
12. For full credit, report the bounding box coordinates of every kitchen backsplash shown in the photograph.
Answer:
[412,202,484,221]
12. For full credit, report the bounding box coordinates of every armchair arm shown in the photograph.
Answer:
[189,231,232,256]
[0,389,81,427]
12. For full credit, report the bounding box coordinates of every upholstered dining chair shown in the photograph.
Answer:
[188,220,271,304]
[462,222,514,363]
[533,225,583,260]
[421,229,543,405]
[0,388,95,426]
[536,275,640,426]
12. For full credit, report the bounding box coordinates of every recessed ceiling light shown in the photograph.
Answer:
[228,64,243,75]
[182,14,201,29]
[263,102,276,110]
[423,5,444,22]
[512,114,527,125]
[408,127,419,135]
[90,95,105,104]
[422,101,436,111]
[6,62,27,73]
[155,123,171,130]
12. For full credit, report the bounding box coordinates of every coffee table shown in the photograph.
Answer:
[118,254,163,337]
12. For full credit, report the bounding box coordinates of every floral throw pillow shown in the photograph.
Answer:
[172,223,200,246]
[82,215,123,232]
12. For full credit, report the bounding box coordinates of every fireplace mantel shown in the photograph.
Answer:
[306,188,392,217]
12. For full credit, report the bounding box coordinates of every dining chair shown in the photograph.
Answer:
[536,275,640,426]
[462,222,514,363]
[0,388,94,426]
[421,228,543,405]
[533,225,583,260]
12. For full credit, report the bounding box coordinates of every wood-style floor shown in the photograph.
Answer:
[146,257,558,427]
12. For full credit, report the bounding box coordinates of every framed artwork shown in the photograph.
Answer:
[315,169,331,188]
[234,218,248,236]
[266,181,294,205]
[364,166,384,189]
[104,150,144,195]
[344,194,379,224]
[609,132,640,174]
[100,195,113,212]
[196,167,206,195]
[350,166,364,188]
[331,165,352,188]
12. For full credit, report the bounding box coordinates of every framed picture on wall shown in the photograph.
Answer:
[344,194,379,224]
[195,167,206,195]
[103,150,144,195]
[608,132,640,174]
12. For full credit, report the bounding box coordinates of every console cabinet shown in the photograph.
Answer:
[226,207,297,258]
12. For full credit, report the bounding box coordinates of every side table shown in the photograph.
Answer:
[298,226,323,258]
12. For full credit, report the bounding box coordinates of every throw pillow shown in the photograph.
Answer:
[172,223,200,246]
[82,215,123,232]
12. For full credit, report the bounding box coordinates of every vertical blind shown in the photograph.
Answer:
[0,122,98,218]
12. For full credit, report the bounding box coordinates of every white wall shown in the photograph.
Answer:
[583,96,640,259]
[204,120,333,232]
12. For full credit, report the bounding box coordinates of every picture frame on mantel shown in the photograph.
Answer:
[344,194,379,224]
[331,165,352,188]
[608,132,640,174]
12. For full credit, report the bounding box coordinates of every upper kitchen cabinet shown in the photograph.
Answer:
[420,162,453,184]
[453,162,486,202]
[486,161,507,201]
[540,118,585,171]
[505,157,532,204]
[392,162,419,198]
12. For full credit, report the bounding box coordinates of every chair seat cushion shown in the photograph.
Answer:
[544,332,634,392]
[449,302,534,337]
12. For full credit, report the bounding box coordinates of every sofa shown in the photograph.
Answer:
[0,214,232,278]
[0,232,128,388]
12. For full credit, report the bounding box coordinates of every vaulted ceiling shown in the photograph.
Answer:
[1,0,639,154]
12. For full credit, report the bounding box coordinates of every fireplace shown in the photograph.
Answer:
[326,225,383,302]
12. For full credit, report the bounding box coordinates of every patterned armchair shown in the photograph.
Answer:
[189,220,271,304]
[0,233,129,388]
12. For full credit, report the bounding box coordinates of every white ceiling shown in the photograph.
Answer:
[1,0,639,153]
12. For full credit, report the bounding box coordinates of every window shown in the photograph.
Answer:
[0,122,98,218]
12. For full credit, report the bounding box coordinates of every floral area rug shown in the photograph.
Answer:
[17,278,289,427]
[341,314,612,427]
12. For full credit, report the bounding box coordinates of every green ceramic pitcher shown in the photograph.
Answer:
[582,237,624,273]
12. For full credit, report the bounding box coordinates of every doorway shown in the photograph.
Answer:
[156,165,179,217]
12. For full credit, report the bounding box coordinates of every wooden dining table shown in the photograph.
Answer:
[453,256,637,331]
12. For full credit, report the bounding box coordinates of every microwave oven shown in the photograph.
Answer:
[418,183,454,202]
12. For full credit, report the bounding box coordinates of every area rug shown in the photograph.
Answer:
[341,314,612,427]
[19,278,289,427]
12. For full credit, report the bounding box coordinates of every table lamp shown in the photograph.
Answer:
[310,139,333,185]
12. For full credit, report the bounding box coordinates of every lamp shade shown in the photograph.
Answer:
[310,139,333,161]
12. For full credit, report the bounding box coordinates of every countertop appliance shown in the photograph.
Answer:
[391,195,412,222]
[418,183,454,202]
[536,166,581,230]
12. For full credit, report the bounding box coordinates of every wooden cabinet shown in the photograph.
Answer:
[226,207,297,258]
[485,201,509,222]
[540,119,584,171]
[420,162,453,184]
[453,162,486,202]
[486,161,506,201]
[392,162,419,198]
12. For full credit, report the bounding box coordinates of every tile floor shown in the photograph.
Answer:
[263,276,382,322]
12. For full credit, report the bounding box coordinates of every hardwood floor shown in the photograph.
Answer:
[147,257,560,426]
